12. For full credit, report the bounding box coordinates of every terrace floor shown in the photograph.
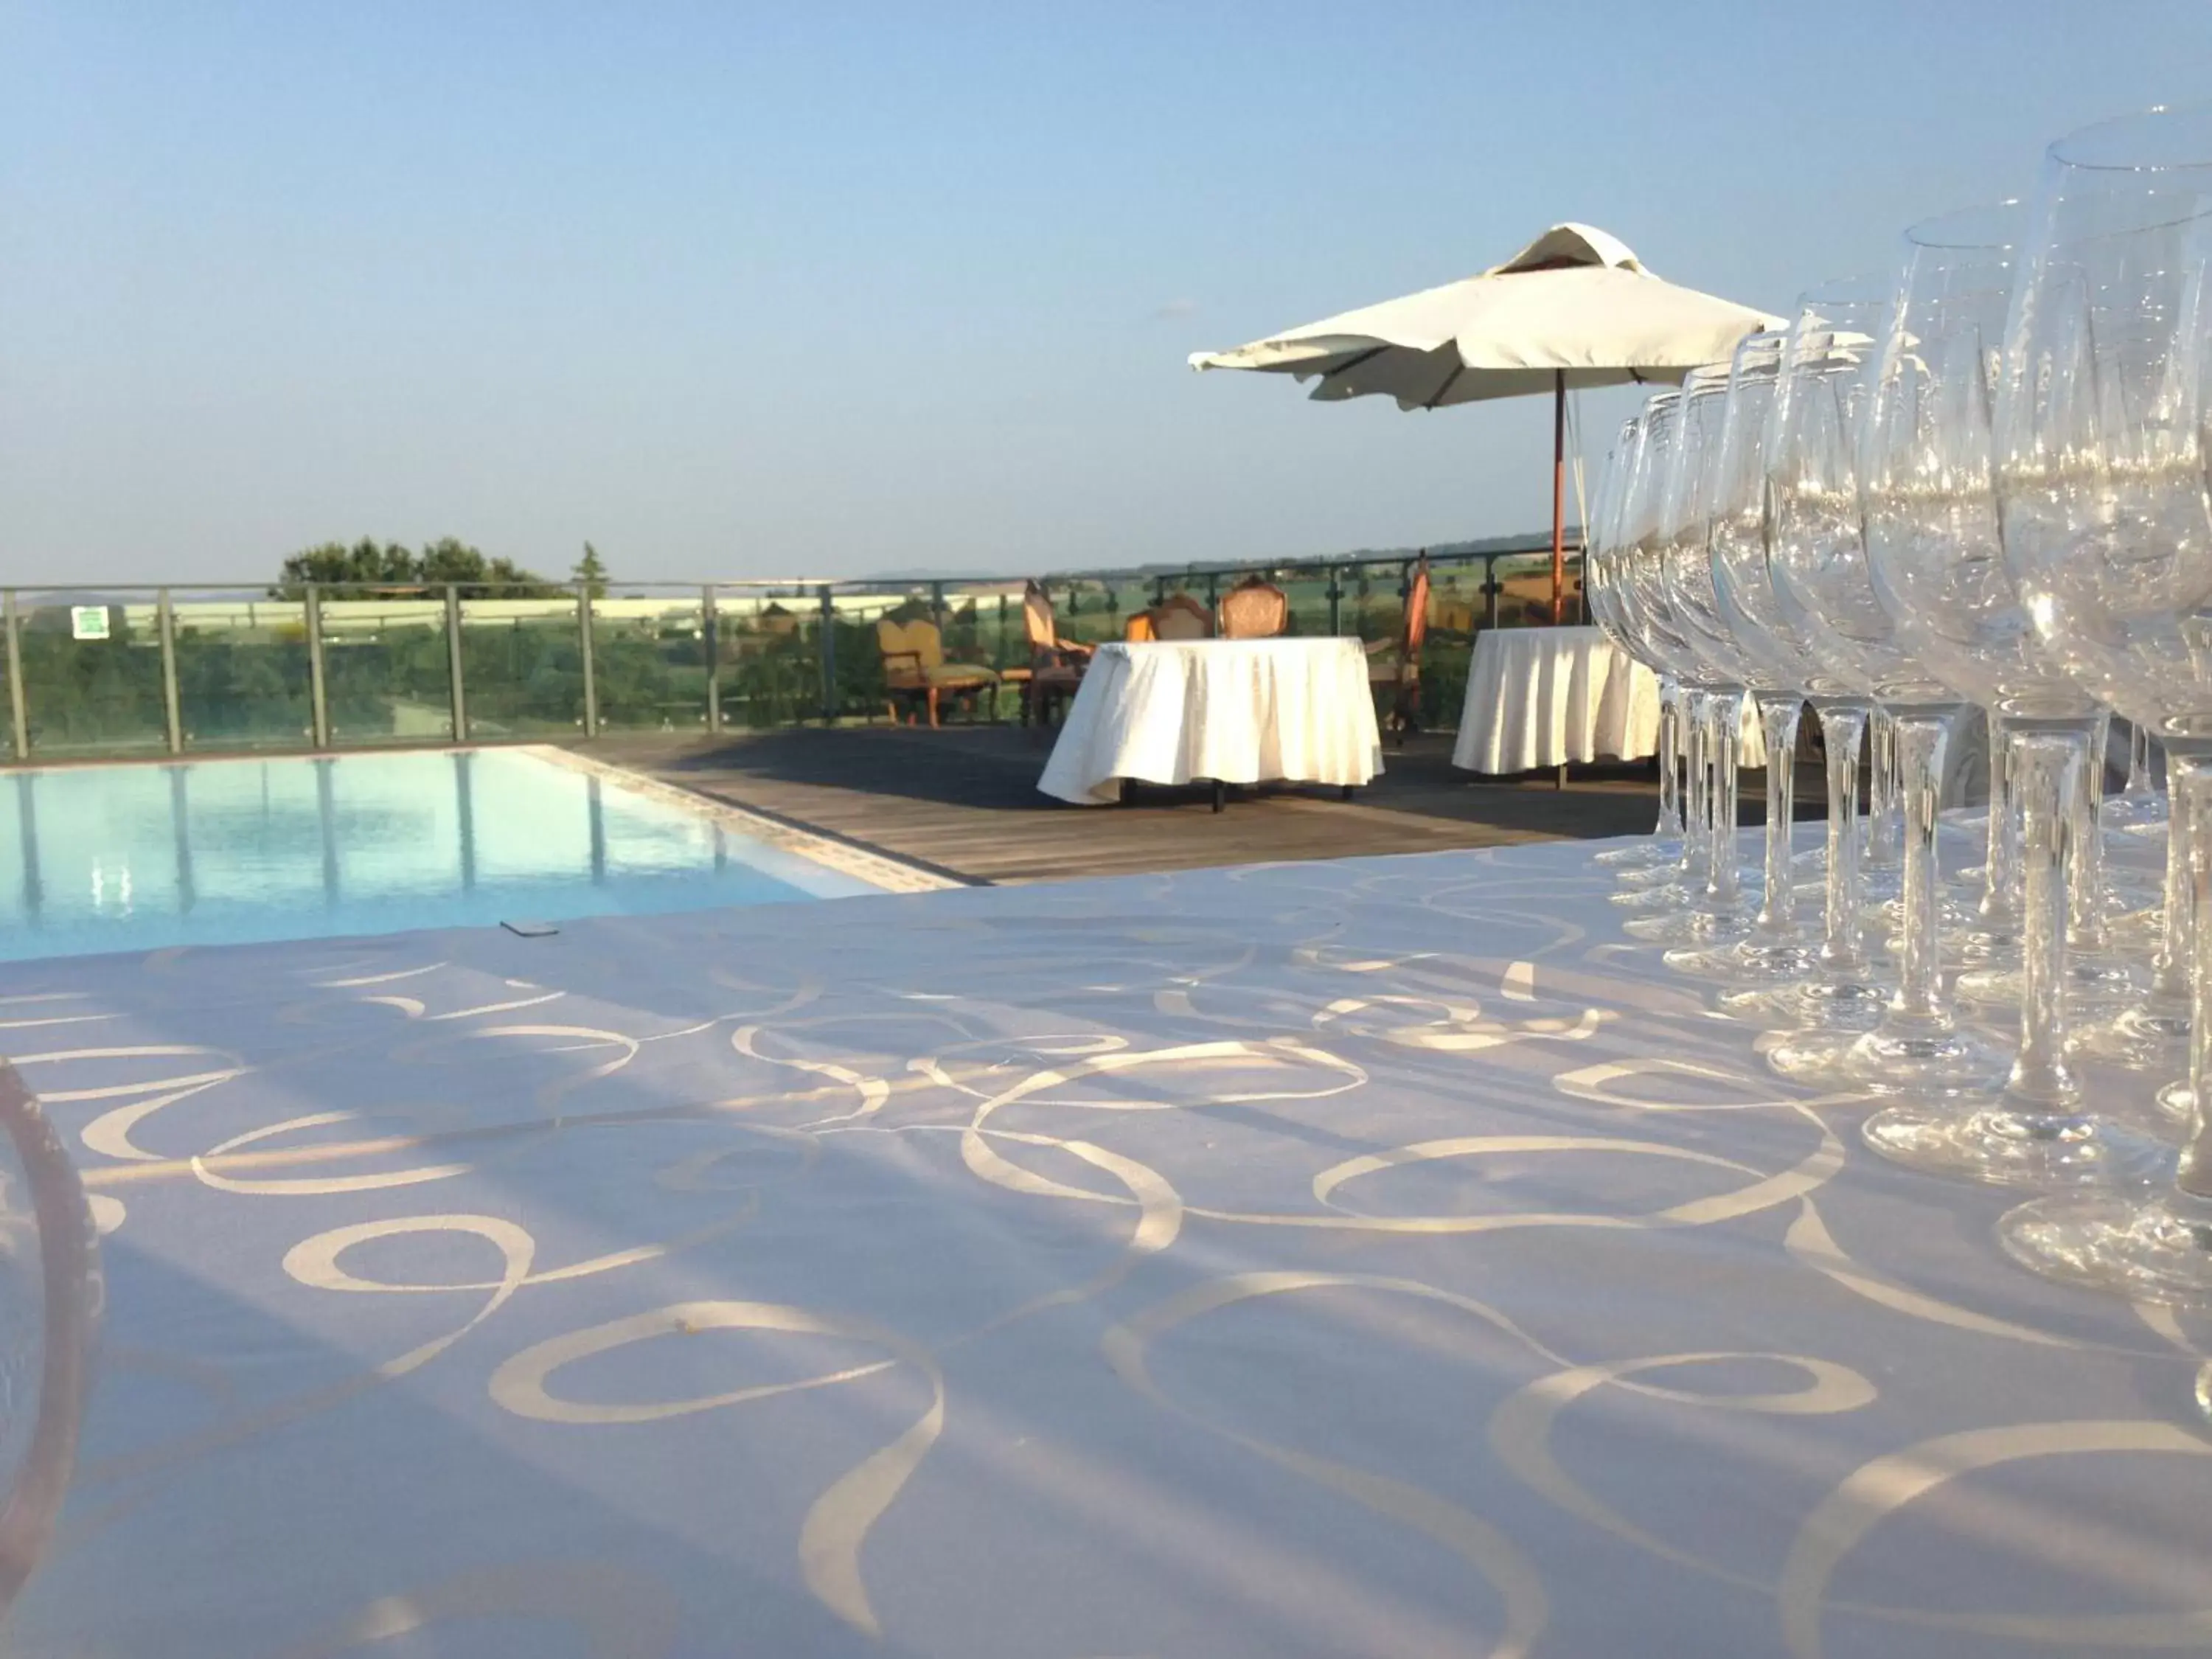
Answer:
[571,724,1820,886]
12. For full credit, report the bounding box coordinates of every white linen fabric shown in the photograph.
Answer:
[7,830,2205,1658]
[1452,625,1767,774]
[1037,637,1383,805]
[1189,223,1784,409]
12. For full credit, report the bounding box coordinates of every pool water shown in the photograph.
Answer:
[0,748,887,962]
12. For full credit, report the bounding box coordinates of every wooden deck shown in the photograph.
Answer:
[574,726,1773,887]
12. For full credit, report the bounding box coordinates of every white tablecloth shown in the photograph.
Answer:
[1038,637,1384,805]
[12,833,2208,1658]
[1453,626,1761,773]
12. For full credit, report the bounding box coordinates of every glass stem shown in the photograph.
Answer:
[1868,709,1900,870]
[2067,711,2114,956]
[1753,693,1802,939]
[1704,692,1744,914]
[2006,728,2082,1107]
[1682,689,1713,886]
[1817,703,1868,973]
[2152,759,2197,1008]
[2128,720,2154,801]
[1980,708,2020,926]
[1888,712,1955,1025]
[2174,757,2212,1214]
[1655,676,1683,838]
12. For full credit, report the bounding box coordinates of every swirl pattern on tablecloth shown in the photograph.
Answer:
[0,835,2205,1658]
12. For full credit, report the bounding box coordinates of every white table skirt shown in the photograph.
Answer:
[1452,626,1761,773]
[1038,638,1384,806]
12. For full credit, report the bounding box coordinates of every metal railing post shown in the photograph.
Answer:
[703,585,722,734]
[577,582,599,737]
[157,588,182,754]
[3,592,26,762]
[304,584,330,749]
[445,585,467,742]
[816,586,837,724]
[1326,566,1343,635]
[1484,556,1501,630]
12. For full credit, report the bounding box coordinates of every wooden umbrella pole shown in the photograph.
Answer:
[1550,368,1567,625]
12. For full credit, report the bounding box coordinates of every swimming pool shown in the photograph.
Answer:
[0,745,917,962]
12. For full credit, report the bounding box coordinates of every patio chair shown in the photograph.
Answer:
[1218,577,1290,639]
[876,615,999,728]
[1012,581,1093,728]
[1366,554,1431,745]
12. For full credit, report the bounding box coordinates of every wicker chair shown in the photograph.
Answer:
[1218,577,1290,639]
[875,615,999,727]
[1136,592,1213,641]
[1013,581,1093,727]
[1365,554,1431,745]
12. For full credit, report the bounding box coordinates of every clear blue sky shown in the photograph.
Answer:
[5,1,2208,585]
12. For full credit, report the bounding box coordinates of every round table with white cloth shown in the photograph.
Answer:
[1037,638,1384,807]
[1452,625,1759,774]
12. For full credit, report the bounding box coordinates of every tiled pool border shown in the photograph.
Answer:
[526,745,966,897]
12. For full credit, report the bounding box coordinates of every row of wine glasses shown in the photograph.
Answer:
[1585,100,2212,1305]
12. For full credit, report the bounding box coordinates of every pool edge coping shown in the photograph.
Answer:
[523,745,971,897]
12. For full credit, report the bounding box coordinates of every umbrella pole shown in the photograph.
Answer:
[1549,369,1566,626]
[1551,369,1568,788]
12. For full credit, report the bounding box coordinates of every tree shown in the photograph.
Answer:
[574,542,608,598]
[274,538,552,598]
[279,538,417,591]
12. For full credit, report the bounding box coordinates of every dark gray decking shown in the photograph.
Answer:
[573,726,1807,886]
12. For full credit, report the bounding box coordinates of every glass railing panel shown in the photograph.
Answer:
[455,592,587,737]
[591,591,710,733]
[14,593,168,758]
[317,588,454,746]
[712,585,826,729]
[163,588,313,752]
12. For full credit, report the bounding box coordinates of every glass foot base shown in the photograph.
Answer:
[1663,936,1818,982]
[2101,796,2170,835]
[1999,1192,2212,1305]
[1615,860,1685,889]
[2067,1004,2190,1073]
[1955,958,2138,1011]
[1863,1102,2168,1189]
[1595,839,1679,869]
[1843,1022,2012,1098]
[2156,1080,2196,1127]
[1624,908,1751,947]
[1764,1028,1860,1085]
[1611,882,1687,912]
[2107,908,2164,953]
[1720,977,1888,1031]
[1951,922,2022,967]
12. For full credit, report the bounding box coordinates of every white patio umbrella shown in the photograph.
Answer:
[1190,223,1784,620]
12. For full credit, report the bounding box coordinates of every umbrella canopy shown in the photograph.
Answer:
[1190,224,1784,618]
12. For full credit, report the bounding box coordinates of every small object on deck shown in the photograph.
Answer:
[1341,784,1355,801]
[501,919,560,938]
[1119,779,1136,806]
[1211,779,1226,814]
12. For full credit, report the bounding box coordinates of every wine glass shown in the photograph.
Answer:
[1587,415,1688,873]
[1760,289,2006,1094]
[1613,391,1756,945]
[1990,102,2212,1298]
[1655,337,1826,988]
[1690,324,1894,1026]
[1855,200,2162,1186]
